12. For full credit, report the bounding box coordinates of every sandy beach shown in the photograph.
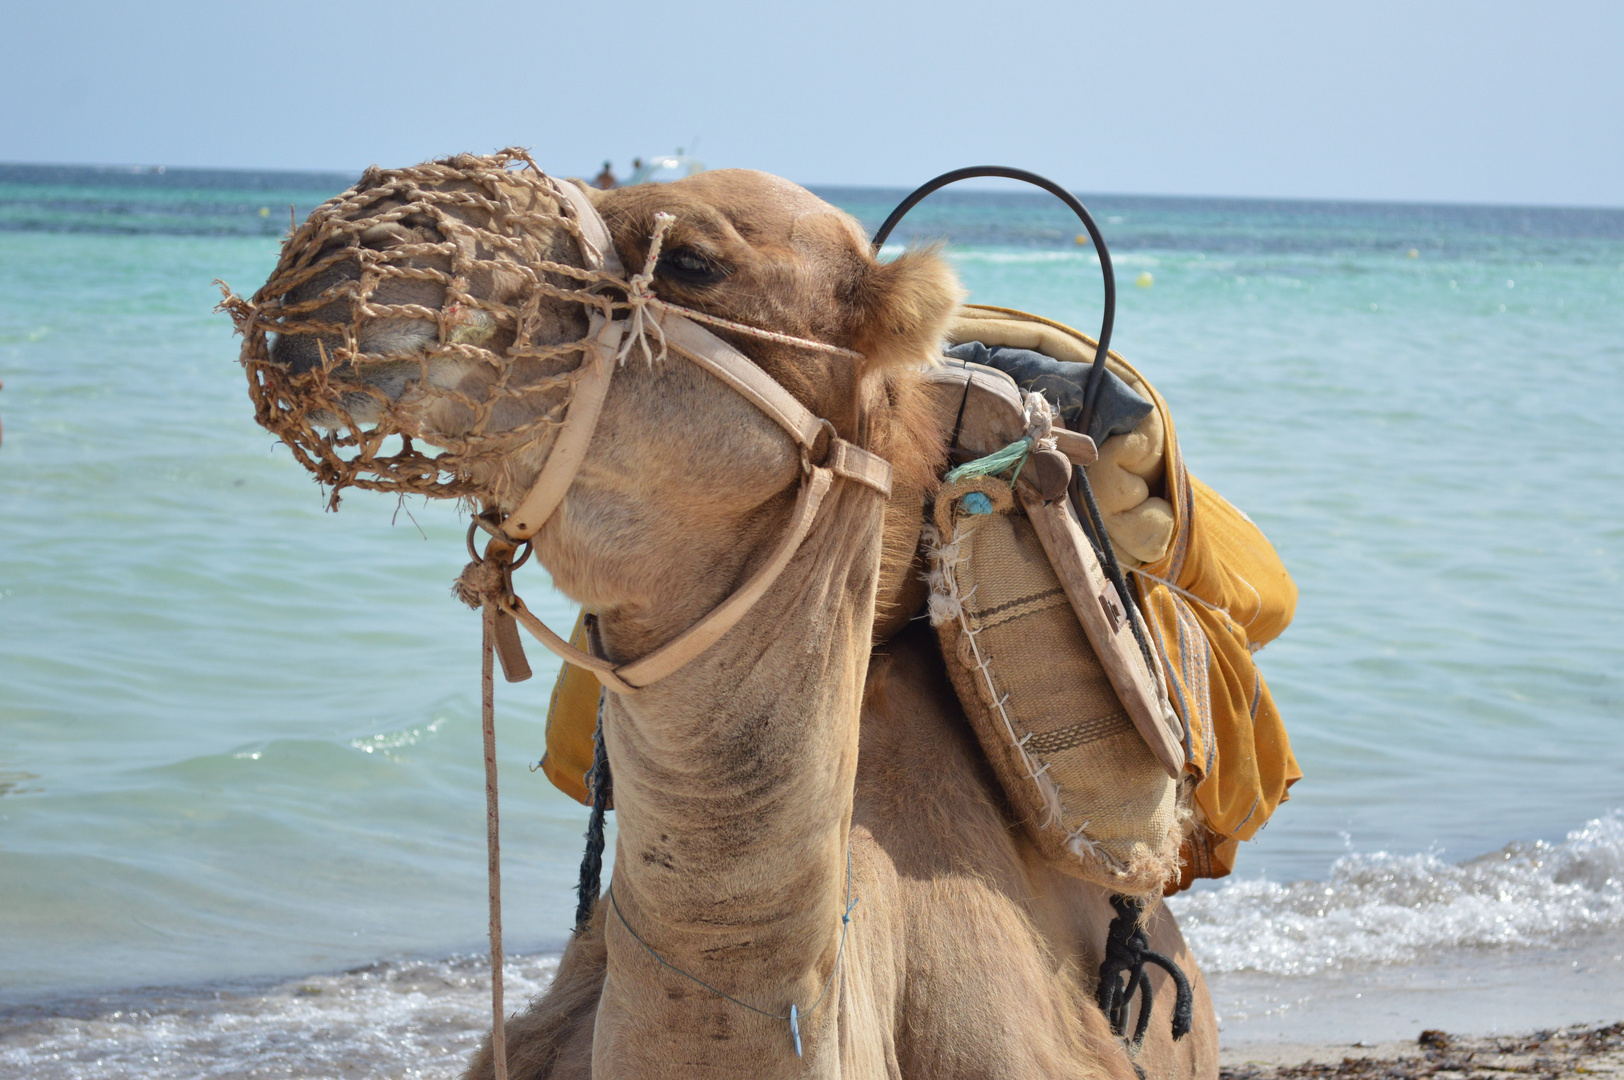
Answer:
[1221,1022,1624,1079]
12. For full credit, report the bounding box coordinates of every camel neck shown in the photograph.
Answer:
[596,477,883,1016]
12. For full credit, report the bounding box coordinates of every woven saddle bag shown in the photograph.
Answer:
[922,321,1187,895]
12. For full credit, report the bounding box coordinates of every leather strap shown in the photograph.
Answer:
[499,465,836,693]
[497,315,622,539]
[659,313,825,456]
[548,178,624,276]
[483,181,892,693]
[825,438,893,497]
[614,466,833,688]
[661,311,890,494]
[497,180,621,541]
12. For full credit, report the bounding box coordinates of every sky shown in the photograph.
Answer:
[3,0,1620,207]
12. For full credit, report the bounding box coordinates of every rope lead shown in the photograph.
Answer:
[481,604,509,1080]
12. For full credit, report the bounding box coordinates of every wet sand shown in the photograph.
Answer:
[1221,1022,1624,1079]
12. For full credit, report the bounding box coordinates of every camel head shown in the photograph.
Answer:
[227,151,959,631]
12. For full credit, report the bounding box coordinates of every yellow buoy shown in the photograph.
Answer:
[259,207,271,217]
[1074,234,1090,246]
[1407,248,1419,258]
[1135,271,1154,289]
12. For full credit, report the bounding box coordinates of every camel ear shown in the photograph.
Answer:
[850,246,963,372]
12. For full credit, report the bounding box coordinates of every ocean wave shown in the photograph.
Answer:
[349,717,449,758]
[0,953,558,1080]
[5,816,1622,1073]
[1168,810,1624,976]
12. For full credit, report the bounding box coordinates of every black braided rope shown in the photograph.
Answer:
[573,692,611,934]
[1097,894,1193,1045]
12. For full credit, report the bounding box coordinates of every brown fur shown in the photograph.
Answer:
[307,166,1217,1079]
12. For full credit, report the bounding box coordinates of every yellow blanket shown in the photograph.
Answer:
[540,612,601,806]
[1137,425,1300,887]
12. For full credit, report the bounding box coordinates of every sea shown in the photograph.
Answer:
[1,162,1620,1077]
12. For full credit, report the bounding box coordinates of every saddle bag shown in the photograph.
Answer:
[922,348,1186,895]
[932,305,1301,894]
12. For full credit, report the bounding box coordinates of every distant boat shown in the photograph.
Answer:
[624,152,706,185]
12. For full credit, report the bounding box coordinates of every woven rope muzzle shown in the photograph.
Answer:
[217,148,618,505]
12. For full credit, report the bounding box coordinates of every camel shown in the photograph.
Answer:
[255,160,1218,1079]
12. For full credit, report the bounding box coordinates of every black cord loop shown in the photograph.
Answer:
[1097,894,1194,1045]
[870,165,1117,435]
[876,166,1160,686]
[1072,468,1160,679]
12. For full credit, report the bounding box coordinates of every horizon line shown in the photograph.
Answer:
[2,159,1621,214]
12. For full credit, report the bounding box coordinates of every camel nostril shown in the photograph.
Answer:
[444,305,498,346]
[268,332,337,375]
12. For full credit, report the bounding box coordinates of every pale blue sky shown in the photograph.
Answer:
[4,0,1620,206]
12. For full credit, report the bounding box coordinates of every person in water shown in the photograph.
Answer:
[592,161,617,189]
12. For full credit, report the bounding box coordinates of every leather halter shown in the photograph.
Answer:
[473,179,893,696]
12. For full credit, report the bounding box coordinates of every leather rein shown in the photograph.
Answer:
[463,179,895,696]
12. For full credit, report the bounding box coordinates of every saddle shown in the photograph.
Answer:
[539,305,1299,894]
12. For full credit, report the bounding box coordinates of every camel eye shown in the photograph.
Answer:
[656,246,727,286]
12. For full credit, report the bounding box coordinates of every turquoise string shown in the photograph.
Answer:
[943,436,1034,486]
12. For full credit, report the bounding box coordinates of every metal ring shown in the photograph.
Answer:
[465,519,533,570]
[801,417,839,474]
[470,511,506,540]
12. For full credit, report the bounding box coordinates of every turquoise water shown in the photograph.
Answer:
[1,166,1621,1070]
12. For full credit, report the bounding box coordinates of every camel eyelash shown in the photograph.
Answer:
[656,246,729,284]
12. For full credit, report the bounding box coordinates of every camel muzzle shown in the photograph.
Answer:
[217,149,605,504]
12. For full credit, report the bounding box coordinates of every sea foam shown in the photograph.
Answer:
[0,954,558,1080]
[1169,810,1624,975]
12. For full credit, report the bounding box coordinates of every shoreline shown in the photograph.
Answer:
[3,948,1620,1080]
